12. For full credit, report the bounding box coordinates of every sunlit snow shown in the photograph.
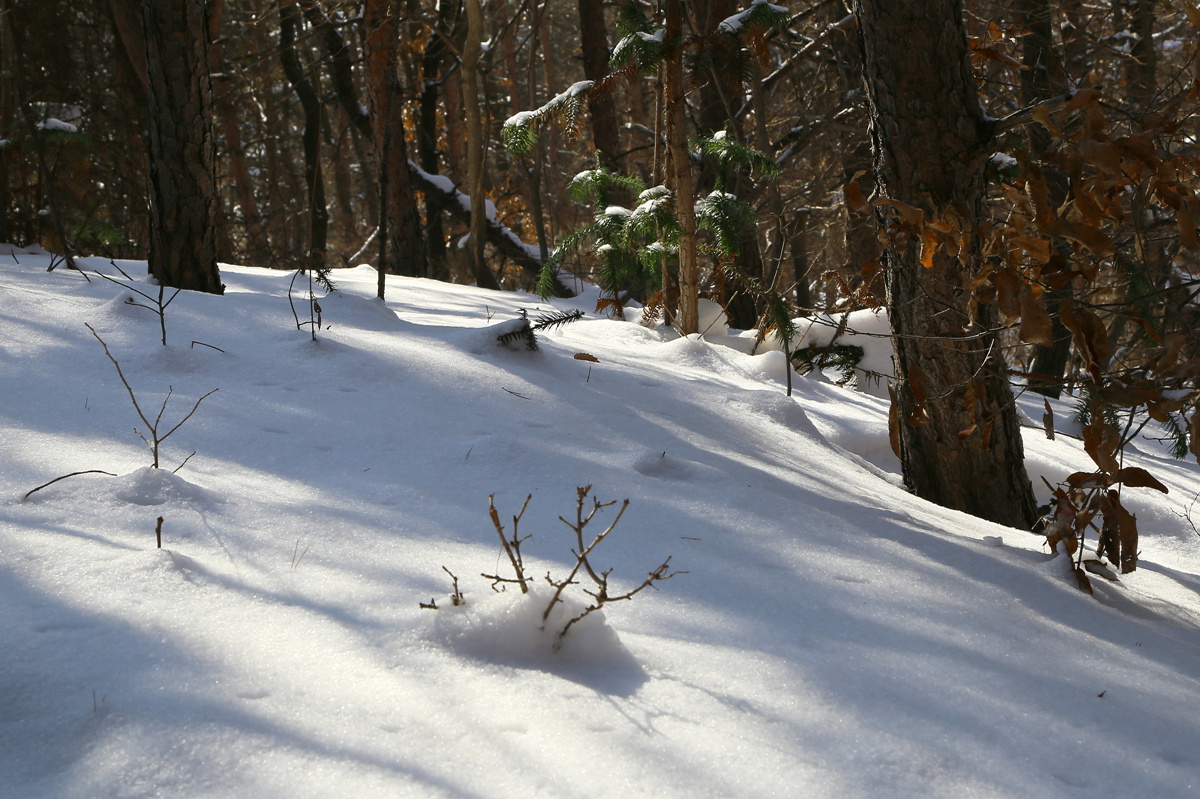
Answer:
[1,246,1199,798]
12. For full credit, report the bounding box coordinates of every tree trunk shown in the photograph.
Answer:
[576,0,620,169]
[1019,0,1072,399]
[363,0,427,278]
[665,0,698,334]
[855,0,1036,528]
[279,0,327,273]
[417,0,459,282]
[141,0,222,293]
[209,0,271,263]
[1128,0,1157,111]
[462,0,499,289]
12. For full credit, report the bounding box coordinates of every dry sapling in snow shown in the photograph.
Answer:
[426,487,680,647]
[85,323,217,471]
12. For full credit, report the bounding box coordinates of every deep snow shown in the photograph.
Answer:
[2,248,1199,798]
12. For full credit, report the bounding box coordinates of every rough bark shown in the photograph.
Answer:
[141,0,222,293]
[854,0,1036,528]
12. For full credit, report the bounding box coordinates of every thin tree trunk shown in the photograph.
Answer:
[209,0,271,262]
[1020,0,1072,398]
[141,0,222,293]
[665,0,698,334]
[855,0,1036,528]
[463,0,499,289]
[418,0,459,281]
[279,0,327,273]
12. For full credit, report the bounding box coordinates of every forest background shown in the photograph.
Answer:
[3,0,1200,553]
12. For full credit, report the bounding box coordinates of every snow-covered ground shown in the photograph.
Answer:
[2,248,1199,798]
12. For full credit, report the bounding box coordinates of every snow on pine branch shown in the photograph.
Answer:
[502,80,595,157]
[717,0,790,34]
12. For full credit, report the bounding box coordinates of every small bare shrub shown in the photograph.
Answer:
[426,487,681,647]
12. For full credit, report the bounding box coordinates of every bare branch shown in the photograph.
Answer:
[24,470,117,500]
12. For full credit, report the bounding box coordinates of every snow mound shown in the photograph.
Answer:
[111,467,220,508]
[318,291,404,331]
[96,290,156,322]
[630,448,722,482]
[450,318,534,355]
[431,588,648,694]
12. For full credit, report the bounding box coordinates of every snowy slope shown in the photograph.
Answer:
[1,250,1198,798]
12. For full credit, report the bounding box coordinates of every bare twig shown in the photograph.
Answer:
[94,264,179,345]
[291,539,311,570]
[558,557,682,642]
[85,323,217,468]
[443,566,466,605]
[488,493,531,593]
[190,341,225,353]
[543,487,632,626]
[24,469,117,500]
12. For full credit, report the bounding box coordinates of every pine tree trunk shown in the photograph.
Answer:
[141,0,222,293]
[855,0,1036,528]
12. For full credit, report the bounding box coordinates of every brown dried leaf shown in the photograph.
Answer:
[1044,219,1112,255]
[1064,88,1102,112]
[1114,467,1169,493]
[1019,284,1054,346]
[845,178,869,213]
[873,197,925,229]
[1010,235,1052,264]
[1032,104,1063,139]
[995,268,1021,323]
[888,384,902,460]
[1181,0,1200,27]
[573,352,600,362]
[1065,470,1106,489]
[1079,139,1123,177]
[1059,302,1110,381]
[1102,492,1140,573]
[919,226,939,270]
[1082,421,1121,474]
